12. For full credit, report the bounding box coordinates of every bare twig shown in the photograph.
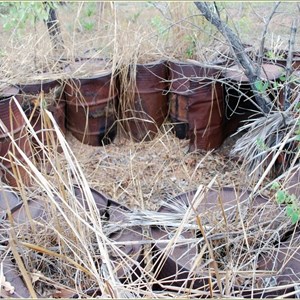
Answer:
[283,18,298,110]
[257,2,281,69]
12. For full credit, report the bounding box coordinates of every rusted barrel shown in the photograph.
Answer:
[223,63,285,136]
[0,84,32,187]
[124,60,168,142]
[168,60,224,151]
[292,52,300,70]
[151,187,283,296]
[259,49,300,70]
[64,59,118,146]
[20,78,66,156]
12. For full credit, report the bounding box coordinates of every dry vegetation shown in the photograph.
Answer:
[0,2,299,298]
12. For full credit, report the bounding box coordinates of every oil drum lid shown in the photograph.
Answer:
[0,83,19,100]
[224,63,285,83]
[18,73,59,95]
[65,58,112,79]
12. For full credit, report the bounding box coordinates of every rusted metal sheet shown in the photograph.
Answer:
[19,79,59,95]
[20,78,66,158]
[243,231,300,298]
[150,187,284,296]
[0,185,143,296]
[0,86,24,135]
[188,80,224,151]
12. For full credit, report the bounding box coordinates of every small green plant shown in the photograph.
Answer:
[150,15,167,36]
[0,2,58,31]
[184,34,197,59]
[256,138,268,151]
[82,21,95,31]
[254,80,269,93]
[79,2,96,32]
[272,182,300,224]
[265,50,285,60]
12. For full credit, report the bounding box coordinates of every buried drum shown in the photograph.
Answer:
[20,77,66,156]
[168,60,224,151]
[223,63,285,136]
[64,59,118,146]
[123,60,169,142]
[1,185,144,297]
[0,85,32,187]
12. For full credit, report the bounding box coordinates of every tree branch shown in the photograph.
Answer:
[194,2,274,114]
[43,2,64,52]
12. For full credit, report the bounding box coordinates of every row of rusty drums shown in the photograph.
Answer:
[61,58,290,151]
[0,58,295,187]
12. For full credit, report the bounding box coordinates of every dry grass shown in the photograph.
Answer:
[0,2,299,298]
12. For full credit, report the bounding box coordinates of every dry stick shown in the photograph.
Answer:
[194,2,273,115]
[283,19,298,110]
[256,2,281,70]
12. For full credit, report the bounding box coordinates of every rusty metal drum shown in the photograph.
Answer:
[0,84,32,187]
[64,59,118,146]
[124,60,169,142]
[168,60,225,150]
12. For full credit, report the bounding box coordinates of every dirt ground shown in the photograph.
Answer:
[64,126,263,212]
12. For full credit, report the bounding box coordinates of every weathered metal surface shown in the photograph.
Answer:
[168,60,225,150]
[64,60,118,146]
[150,187,283,296]
[187,79,224,151]
[0,86,24,136]
[124,60,169,142]
[19,79,59,95]
[0,85,32,187]
[20,78,66,155]
[286,169,300,197]
[29,100,66,157]
[0,188,22,220]
[223,63,285,136]
[241,231,300,298]
[0,185,143,296]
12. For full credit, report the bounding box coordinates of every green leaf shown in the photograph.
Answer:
[256,138,268,151]
[286,205,294,217]
[276,190,287,204]
[291,211,300,224]
[271,182,280,190]
[279,75,286,82]
[254,80,268,93]
[83,21,94,31]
